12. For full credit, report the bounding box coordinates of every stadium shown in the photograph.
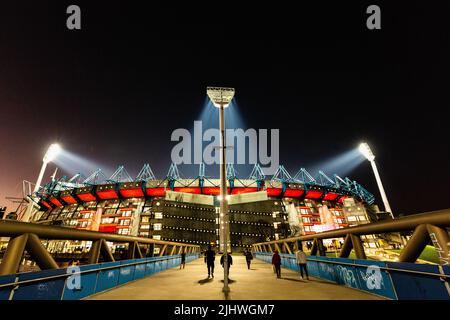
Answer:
[17,162,388,256]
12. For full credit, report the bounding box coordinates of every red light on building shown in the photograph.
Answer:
[146,187,166,197]
[202,187,221,196]
[231,187,258,195]
[77,193,96,202]
[99,225,117,233]
[61,195,77,204]
[284,189,305,198]
[96,189,119,200]
[40,200,52,210]
[338,195,348,203]
[174,187,202,194]
[305,190,323,199]
[266,188,283,197]
[323,192,339,201]
[49,197,63,207]
[120,188,144,198]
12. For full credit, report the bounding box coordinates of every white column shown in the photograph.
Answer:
[370,160,393,218]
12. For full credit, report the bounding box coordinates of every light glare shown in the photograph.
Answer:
[359,142,375,161]
[43,143,61,163]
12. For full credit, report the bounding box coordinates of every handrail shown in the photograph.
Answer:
[254,209,450,244]
[255,252,450,279]
[0,220,199,248]
[0,253,199,289]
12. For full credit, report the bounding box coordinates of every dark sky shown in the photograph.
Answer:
[0,1,449,214]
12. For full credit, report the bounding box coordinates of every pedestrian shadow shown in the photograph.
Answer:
[198,277,214,285]
[280,277,306,283]
[220,279,236,284]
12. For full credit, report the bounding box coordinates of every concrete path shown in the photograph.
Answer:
[88,256,384,300]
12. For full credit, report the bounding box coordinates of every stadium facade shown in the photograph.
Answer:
[26,163,384,254]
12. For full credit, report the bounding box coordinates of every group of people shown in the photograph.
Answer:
[180,245,309,281]
[271,247,309,280]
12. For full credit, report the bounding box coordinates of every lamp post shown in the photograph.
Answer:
[358,142,394,219]
[206,87,235,295]
[22,143,61,222]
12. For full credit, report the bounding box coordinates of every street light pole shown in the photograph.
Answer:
[206,87,235,296]
[218,101,229,294]
[22,143,62,222]
[359,142,394,219]
[369,159,393,217]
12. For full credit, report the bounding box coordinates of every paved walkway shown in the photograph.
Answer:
[88,256,384,300]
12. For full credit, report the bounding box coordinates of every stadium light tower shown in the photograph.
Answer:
[207,86,235,295]
[34,143,62,193]
[359,142,394,219]
[22,143,62,222]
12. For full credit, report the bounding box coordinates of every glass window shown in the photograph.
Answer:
[153,223,162,231]
[154,212,163,219]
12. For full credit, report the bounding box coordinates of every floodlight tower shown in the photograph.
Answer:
[359,142,394,219]
[22,143,62,222]
[207,86,235,295]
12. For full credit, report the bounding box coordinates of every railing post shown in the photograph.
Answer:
[399,224,429,263]
[426,224,450,266]
[0,234,28,275]
[100,239,115,262]
[350,234,367,259]
[339,234,352,258]
[159,244,168,256]
[88,239,102,264]
[26,233,59,270]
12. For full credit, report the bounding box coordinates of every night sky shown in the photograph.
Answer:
[0,1,448,215]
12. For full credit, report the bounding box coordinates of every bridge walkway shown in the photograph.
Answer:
[88,255,384,300]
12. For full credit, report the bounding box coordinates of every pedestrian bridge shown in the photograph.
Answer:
[87,255,382,300]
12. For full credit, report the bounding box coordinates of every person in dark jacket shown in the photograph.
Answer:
[244,249,253,269]
[272,250,282,278]
[220,252,233,276]
[180,248,186,269]
[204,245,216,278]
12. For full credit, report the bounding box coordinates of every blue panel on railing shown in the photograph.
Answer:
[95,261,120,293]
[62,264,100,300]
[351,259,397,300]
[387,262,449,300]
[13,269,66,300]
[0,274,15,300]
[118,260,136,285]
[134,259,147,280]
[145,260,155,276]
[154,261,162,273]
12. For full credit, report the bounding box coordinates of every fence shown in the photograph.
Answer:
[255,252,450,300]
[0,253,199,300]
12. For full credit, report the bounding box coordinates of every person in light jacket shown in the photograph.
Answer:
[295,246,309,280]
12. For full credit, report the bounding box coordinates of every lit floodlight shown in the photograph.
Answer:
[359,142,375,162]
[43,143,62,163]
[207,87,235,108]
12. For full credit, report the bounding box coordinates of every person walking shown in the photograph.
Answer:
[272,250,281,278]
[180,249,186,269]
[295,246,309,280]
[220,252,233,276]
[244,249,253,269]
[204,245,216,278]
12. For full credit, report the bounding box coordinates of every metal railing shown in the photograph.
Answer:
[253,209,450,265]
[0,219,200,275]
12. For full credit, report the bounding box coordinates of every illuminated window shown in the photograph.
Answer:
[153,235,161,240]
[153,223,162,231]
[154,212,163,219]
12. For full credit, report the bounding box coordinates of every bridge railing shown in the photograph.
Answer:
[252,209,450,266]
[0,220,200,276]
[255,252,450,300]
[0,253,200,300]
